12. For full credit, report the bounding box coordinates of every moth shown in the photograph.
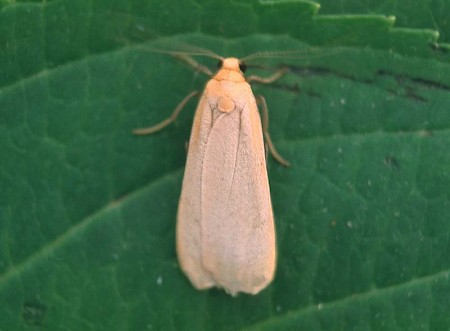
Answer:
[135,48,289,296]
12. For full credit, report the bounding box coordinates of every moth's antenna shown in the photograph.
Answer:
[241,48,341,63]
[127,37,223,61]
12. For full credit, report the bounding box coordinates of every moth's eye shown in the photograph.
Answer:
[217,60,223,69]
[239,63,247,73]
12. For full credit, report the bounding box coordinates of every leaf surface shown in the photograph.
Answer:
[1,0,449,330]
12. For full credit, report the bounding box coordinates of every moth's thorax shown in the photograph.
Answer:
[213,57,245,83]
[205,77,252,114]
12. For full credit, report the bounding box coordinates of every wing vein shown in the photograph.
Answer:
[225,111,242,212]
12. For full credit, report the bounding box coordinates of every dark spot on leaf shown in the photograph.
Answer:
[384,156,400,169]
[23,302,46,326]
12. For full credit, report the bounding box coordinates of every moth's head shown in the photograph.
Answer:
[218,57,247,74]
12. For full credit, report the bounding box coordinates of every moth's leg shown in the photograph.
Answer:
[246,67,288,84]
[174,54,214,77]
[133,91,199,135]
[256,95,291,167]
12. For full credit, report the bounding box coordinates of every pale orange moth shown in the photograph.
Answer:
[134,47,289,296]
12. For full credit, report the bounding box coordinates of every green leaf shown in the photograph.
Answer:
[1,0,450,330]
